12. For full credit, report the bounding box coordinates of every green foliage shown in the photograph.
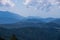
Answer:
[10,34,17,40]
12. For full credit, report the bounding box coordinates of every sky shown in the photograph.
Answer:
[0,0,60,18]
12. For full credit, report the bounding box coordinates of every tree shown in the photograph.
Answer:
[0,37,5,40]
[10,34,17,40]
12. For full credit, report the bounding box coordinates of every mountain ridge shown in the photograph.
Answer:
[0,11,60,28]
[0,11,24,24]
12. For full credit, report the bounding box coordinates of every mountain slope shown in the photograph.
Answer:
[0,11,24,24]
[0,27,60,40]
[51,19,60,25]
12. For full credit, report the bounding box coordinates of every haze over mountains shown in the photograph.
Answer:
[0,11,57,24]
[0,11,60,40]
[0,11,60,28]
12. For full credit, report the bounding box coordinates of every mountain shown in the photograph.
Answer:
[25,16,43,23]
[0,11,24,24]
[0,11,60,28]
[0,11,58,24]
[51,19,60,25]
[42,18,56,23]
[0,18,60,29]
[45,22,60,28]
[0,13,60,40]
[26,16,56,23]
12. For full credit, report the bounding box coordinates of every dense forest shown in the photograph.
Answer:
[0,26,60,40]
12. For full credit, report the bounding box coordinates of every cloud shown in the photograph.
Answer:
[0,0,15,7]
[23,0,60,11]
[23,0,32,5]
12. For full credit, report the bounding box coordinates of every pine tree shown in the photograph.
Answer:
[10,34,17,40]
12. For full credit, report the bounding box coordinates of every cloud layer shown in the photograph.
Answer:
[0,0,15,7]
[23,0,60,11]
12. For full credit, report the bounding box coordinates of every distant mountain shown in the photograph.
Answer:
[0,11,60,40]
[51,19,60,25]
[26,16,56,23]
[25,17,43,23]
[0,11,59,24]
[45,22,60,28]
[0,18,60,29]
[0,11,60,28]
[42,18,56,23]
[0,11,24,24]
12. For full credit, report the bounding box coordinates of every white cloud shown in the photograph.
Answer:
[23,0,60,11]
[23,0,32,5]
[0,0,15,7]
[48,0,60,5]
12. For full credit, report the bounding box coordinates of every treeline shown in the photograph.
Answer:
[0,34,17,40]
[1,27,60,40]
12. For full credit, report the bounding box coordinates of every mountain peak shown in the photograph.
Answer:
[0,11,24,24]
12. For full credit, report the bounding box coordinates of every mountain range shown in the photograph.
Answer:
[0,11,60,40]
[0,11,59,28]
[0,11,57,24]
